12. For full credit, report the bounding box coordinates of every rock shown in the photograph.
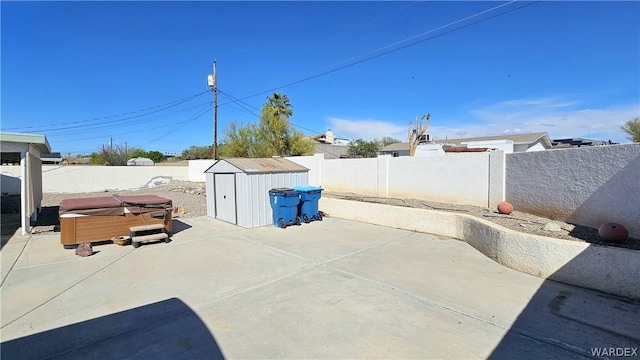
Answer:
[75,242,94,257]
[497,201,513,215]
[519,224,527,228]
[543,222,562,232]
[598,223,628,243]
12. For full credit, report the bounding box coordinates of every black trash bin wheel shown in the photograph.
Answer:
[278,219,286,229]
[318,212,323,221]
[295,216,301,226]
[303,215,310,223]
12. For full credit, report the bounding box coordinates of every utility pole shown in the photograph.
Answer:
[208,60,218,160]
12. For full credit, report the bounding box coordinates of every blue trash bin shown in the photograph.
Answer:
[269,188,301,228]
[293,186,323,223]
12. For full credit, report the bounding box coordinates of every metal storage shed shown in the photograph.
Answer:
[204,158,309,228]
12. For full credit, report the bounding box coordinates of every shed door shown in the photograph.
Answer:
[215,174,237,224]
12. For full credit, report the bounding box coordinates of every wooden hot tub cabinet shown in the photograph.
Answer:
[59,195,172,248]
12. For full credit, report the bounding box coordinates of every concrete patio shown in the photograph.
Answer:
[1,216,639,359]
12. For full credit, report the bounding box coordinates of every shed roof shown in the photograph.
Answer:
[205,157,308,174]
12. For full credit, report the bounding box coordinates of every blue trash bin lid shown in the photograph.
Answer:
[269,188,299,196]
[269,187,294,193]
[293,186,323,192]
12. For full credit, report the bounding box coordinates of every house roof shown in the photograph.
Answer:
[379,142,410,152]
[433,132,551,148]
[551,138,615,148]
[314,143,349,159]
[0,132,52,154]
[380,132,553,152]
[205,157,309,174]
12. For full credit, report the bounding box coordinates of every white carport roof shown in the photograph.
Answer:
[0,132,52,154]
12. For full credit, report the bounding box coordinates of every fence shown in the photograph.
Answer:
[506,143,639,237]
[287,143,640,238]
[3,144,636,237]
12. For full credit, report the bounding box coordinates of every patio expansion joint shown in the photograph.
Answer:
[0,234,32,288]
[320,264,596,359]
[191,232,416,311]
[0,247,136,330]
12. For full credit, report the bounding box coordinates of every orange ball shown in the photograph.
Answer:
[497,201,513,215]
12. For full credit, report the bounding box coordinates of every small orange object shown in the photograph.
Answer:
[598,223,628,243]
[497,201,513,215]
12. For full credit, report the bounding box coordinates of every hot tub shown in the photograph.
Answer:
[59,195,172,248]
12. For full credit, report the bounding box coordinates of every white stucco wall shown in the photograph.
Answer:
[39,165,189,193]
[285,154,322,186]
[188,159,215,182]
[322,157,379,195]
[465,140,514,153]
[506,144,640,238]
[387,153,493,206]
[307,152,505,208]
[1,166,22,194]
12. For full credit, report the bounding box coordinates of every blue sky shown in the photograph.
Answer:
[2,1,639,155]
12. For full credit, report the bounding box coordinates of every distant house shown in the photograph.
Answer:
[309,129,352,159]
[40,152,63,164]
[380,132,553,156]
[434,132,552,153]
[551,138,617,149]
[314,143,350,159]
[379,142,410,157]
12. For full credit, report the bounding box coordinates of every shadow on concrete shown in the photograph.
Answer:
[1,213,21,248]
[0,297,225,360]
[489,246,640,358]
[172,219,192,235]
[494,147,640,357]
[33,206,61,229]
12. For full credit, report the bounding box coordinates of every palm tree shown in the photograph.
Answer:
[267,92,293,119]
[621,118,640,143]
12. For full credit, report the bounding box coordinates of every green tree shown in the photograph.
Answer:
[89,143,128,165]
[267,92,293,118]
[378,136,401,147]
[348,139,380,158]
[146,151,166,163]
[181,145,213,160]
[221,92,314,158]
[621,117,640,142]
[127,148,148,159]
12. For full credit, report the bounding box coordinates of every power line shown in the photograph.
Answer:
[219,87,328,137]
[218,89,260,117]
[1,90,210,131]
[45,101,212,137]
[141,105,212,146]
[234,1,540,102]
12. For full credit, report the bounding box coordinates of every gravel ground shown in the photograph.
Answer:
[33,181,638,250]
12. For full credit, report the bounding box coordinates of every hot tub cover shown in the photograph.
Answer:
[59,195,173,216]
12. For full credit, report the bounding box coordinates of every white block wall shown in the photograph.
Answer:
[506,143,640,238]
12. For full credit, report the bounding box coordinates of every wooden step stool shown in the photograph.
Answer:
[129,223,169,248]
